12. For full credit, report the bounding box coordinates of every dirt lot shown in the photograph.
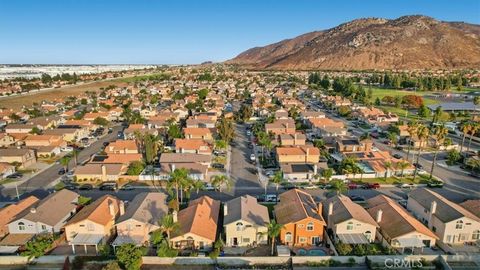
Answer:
[0,79,128,110]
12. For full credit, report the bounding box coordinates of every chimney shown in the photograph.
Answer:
[171,164,176,172]
[119,201,125,216]
[376,209,383,223]
[294,133,297,145]
[108,201,115,216]
[328,202,333,216]
[172,211,178,222]
[313,164,318,175]
[224,204,228,216]
[305,147,310,163]
[101,164,107,180]
[428,201,437,226]
[317,202,322,216]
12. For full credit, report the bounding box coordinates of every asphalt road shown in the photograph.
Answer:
[0,125,124,202]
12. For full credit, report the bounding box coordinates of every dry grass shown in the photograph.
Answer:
[0,79,129,110]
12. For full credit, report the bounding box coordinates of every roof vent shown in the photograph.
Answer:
[30,208,37,213]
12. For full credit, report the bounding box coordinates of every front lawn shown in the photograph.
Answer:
[350,174,430,185]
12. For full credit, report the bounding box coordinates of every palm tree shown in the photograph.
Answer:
[180,177,194,203]
[270,171,284,195]
[321,168,334,184]
[413,124,429,181]
[331,180,347,195]
[192,180,204,194]
[429,125,448,180]
[167,168,189,206]
[60,155,71,172]
[387,132,398,148]
[384,161,393,180]
[159,214,179,247]
[266,220,284,256]
[467,123,479,152]
[211,175,231,192]
[460,122,471,153]
[395,160,410,177]
[406,121,418,162]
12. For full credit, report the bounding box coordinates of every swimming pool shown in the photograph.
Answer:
[297,248,327,256]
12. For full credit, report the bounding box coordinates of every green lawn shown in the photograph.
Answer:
[350,174,431,185]
[0,178,16,185]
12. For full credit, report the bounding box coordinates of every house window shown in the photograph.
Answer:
[299,237,307,243]
[472,230,480,240]
[455,220,463,229]
[285,232,292,242]
[18,222,25,231]
[236,222,243,231]
[87,223,95,231]
[432,226,437,232]
[347,222,354,231]
[41,225,47,231]
[446,235,452,243]
[243,238,250,243]
[306,222,314,231]
[364,231,372,241]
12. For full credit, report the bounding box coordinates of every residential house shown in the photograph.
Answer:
[8,189,79,234]
[407,188,480,245]
[113,192,169,247]
[0,133,16,147]
[275,189,326,246]
[171,196,221,250]
[186,118,216,129]
[0,148,37,168]
[367,195,438,252]
[323,195,377,244]
[265,119,296,136]
[276,146,320,164]
[175,139,212,155]
[5,124,39,134]
[183,128,213,141]
[24,134,66,157]
[0,196,39,238]
[105,140,139,154]
[64,195,122,254]
[223,195,269,247]
[280,163,328,183]
[74,164,126,182]
[308,118,346,137]
[278,133,306,146]
[0,162,16,179]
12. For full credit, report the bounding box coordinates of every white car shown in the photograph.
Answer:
[204,183,216,191]
[61,146,73,152]
[250,154,256,161]
[246,130,251,136]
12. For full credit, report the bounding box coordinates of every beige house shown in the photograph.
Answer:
[74,163,126,182]
[0,148,37,168]
[367,195,438,252]
[64,195,122,254]
[407,188,480,245]
[0,196,39,238]
[113,192,169,247]
[171,196,220,251]
[278,133,306,146]
[276,146,320,164]
[105,140,139,154]
[323,195,378,244]
[223,195,269,247]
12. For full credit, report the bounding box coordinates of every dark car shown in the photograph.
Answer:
[362,183,380,189]
[349,195,366,203]
[58,168,66,175]
[248,143,253,149]
[427,181,444,188]
[413,163,423,169]
[6,173,23,179]
[393,154,403,159]
[212,163,225,169]
[99,184,117,191]
[79,184,93,190]
[64,184,77,190]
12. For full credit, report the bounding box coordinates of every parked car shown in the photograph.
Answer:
[64,184,77,190]
[246,130,251,136]
[61,146,73,152]
[257,194,278,202]
[349,195,366,203]
[100,183,117,191]
[427,180,444,188]
[58,168,66,175]
[393,153,403,159]
[348,183,358,189]
[212,163,225,169]
[397,199,408,208]
[248,143,253,149]
[6,173,23,179]
[362,183,380,189]
[413,163,423,169]
[120,184,134,191]
[79,184,93,190]
[250,153,256,161]
[399,183,415,189]
[204,183,216,191]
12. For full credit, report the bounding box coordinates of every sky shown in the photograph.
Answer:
[0,0,479,64]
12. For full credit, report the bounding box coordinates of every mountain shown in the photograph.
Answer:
[227,15,480,70]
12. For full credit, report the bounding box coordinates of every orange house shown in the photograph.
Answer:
[274,189,326,246]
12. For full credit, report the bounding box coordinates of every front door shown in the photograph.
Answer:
[233,237,238,246]
[312,236,320,245]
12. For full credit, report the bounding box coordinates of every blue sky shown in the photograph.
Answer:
[0,0,479,64]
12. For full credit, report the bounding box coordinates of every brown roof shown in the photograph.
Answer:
[75,163,125,176]
[106,140,138,152]
[174,196,220,241]
[367,195,437,240]
[0,196,39,232]
[66,195,121,226]
[324,195,378,226]
[460,200,480,218]
[103,154,143,164]
[275,189,326,225]
[276,146,320,156]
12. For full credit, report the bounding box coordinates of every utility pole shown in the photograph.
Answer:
[15,182,20,201]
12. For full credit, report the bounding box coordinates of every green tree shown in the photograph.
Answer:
[157,241,178,257]
[217,117,235,143]
[143,134,159,164]
[467,123,479,152]
[429,125,448,179]
[266,220,284,256]
[93,116,109,126]
[459,122,472,153]
[102,261,121,270]
[270,171,284,194]
[159,214,179,246]
[413,124,429,181]
[30,126,42,135]
[78,195,92,205]
[214,139,227,150]
[127,161,145,175]
[374,97,381,106]
[474,96,480,106]
[331,180,347,195]
[446,149,461,165]
[167,168,190,205]
[167,122,182,141]
[418,104,430,118]
[60,155,71,172]
[116,244,145,270]
[21,234,54,259]
[384,161,393,180]
[211,174,231,192]
[336,243,353,256]
[406,121,418,162]
[321,168,334,183]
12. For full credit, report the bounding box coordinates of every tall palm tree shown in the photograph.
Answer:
[192,180,204,195]
[467,123,479,152]
[406,121,418,162]
[60,155,72,172]
[460,122,471,153]
[270,171,284,195]
[331,180,347,195]
[321,168,334,184]
[180,177,194,203]
[211,175,231,193]
[266,220,284,256]
[429,125,448,180]
[384,161,393,180]
[159,214,179,247]
[167,168,189,206]
[396,160,409,177]
[413,124,430,181]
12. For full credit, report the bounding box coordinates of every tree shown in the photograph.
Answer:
[167,122,182,141]
[60,155,71,172]
[102,262,121,270]
[30,126,42,135]
[384,161,393,180]
[159,214,179,246]
[431,106,443,125]
[418,104,430,118]
[467,123,479,152]
[337,105,351,117]
[211,174,231,192]
[167,168,190,206]
[460,122,472,153]
[331,180,347,195]
[21,234,54,259]
[413,124,429,181]
[78,195,92,206]
[406,121,418,162]
[217,117,235,143]
[266,220,284,256]
[402,95,424,109]
[239,104,253,122]
[214,139,227,150]
[321,168,334,183]
[127,161,145,175]
[446,149,461,165]
[374,97,381,106]
[157,241,178,257]
[339,157,361,179]
[116,243,145,270]
[429,125,448,180]
[270,171,284,194]
[396,160,410,177]
[474,96,480,106]
[93,117,109,126]
[143,134,159,164]
[192,180,204,194]
[387,132,398,148]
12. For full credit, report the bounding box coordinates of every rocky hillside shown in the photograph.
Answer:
[227,15,480,70]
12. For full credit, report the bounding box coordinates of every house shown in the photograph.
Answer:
[183,128,213,141]
[174,139,212,155]
[308,118,346,137]
[5,124,40,134]
[160,153,211,167]
[278,133,306,146]
[367,195,438,252]
[113,192,169,247]
[74,164,126,182]
[300,111,325,123]
[8,189,79,234]
[100,154,143,166]
[223,195,269,247]
[460,200,480,219]
[355,107,399,125]
[276,146,320,164]
[274,189,326,246]
[105,140,139,154]
[323,195,377,244]
[24,135,66,157]
[0,148,37,168]
[186,118,216,128]
[43,128,89,143]
[280,162,328,183]
[0,133,16,147]
[171,196,220,251]
[64,195,122,254]
[265,119,296,135]
[158,162,208,181]
[407,188,480,245]
[0,196,39,238]
[0,162,16,179]
[335,137,373,153]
